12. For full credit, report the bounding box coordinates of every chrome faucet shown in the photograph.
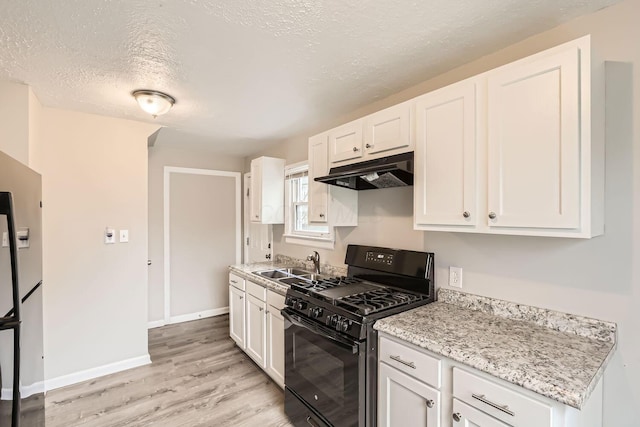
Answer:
[307,251,320,274]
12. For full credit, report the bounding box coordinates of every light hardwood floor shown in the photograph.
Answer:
[45,315,293,427]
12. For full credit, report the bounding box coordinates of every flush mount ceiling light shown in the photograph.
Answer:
[132,89,176,118]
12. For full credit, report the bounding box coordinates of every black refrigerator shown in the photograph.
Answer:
[0,150,45,426]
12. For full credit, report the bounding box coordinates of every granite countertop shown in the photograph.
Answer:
[229,255,347,296]
[374,289,616,409]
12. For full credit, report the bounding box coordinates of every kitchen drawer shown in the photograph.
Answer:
[453,367,552,427]
[229,273,245,291]
[267,290,286,310]
[379,335,441,389]
[246,280,267,301]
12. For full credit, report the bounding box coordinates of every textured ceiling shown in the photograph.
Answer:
[0,0,619,156]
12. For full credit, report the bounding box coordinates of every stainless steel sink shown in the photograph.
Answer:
[255,270,290,279]
[278,277,312,286]
[280,268,312,276]
[299,273,323,281]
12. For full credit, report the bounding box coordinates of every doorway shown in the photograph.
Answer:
[163,167,241,324]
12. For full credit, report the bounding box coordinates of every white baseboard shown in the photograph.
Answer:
[46,354,151,392]
[148,307,229,329]
[147,319,166,329]
[1,380,45,400]
[168,307,229,324]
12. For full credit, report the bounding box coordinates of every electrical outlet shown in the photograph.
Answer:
[105,227,116,244]
[449,266,463,288]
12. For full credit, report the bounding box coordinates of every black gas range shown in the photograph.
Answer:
[282,245,435,427]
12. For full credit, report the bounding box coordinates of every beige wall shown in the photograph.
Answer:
[0,81,30,165]
[250,0,640,425]
[40,108,158,381]
[148,145,245,323]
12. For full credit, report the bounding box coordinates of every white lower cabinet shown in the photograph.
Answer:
[266,291,286,388]
[246,293,267,368]
[378,333,604,427]
[378,362,441,427]
[229,275,285,388]
[452,399,509,427]
[228,274,246,349]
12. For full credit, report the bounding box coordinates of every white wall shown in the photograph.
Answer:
[40,108,158,383]
[252,0,640,425]
[148,145,245,323]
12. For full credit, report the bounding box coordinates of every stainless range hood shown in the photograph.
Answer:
[314,151,413,190]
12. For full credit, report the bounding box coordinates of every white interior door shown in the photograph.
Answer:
[164,167,241,324]
[243,173,272,263]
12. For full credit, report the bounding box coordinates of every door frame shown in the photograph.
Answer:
[163,166,241,324]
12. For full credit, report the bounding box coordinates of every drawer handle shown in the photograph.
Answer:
[389,355,416,369]
[230,280,237,284]
[472,393,515,417]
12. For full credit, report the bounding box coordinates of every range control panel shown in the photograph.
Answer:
[366,251,394,265]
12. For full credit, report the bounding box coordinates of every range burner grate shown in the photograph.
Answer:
[337,288,423,315]
[291,276,361,294]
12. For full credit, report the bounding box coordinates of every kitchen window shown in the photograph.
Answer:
[284,162,334,249]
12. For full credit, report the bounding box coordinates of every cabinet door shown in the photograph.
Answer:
[364,102,412,159]
[246,294,266,368]
[308,133,329,223]
[266,303,285,388]
[229,285,245,349]
[378,363,441,427]
[329,120,364,164]
[452,399,510,427]
[250,159,263,222]
[487,46,580,230]
[414,79,478,228]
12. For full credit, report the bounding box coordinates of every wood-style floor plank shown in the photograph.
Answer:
[45,315,293,427]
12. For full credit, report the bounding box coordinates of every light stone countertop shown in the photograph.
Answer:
[374,289,616,409]
[228,255,348,296]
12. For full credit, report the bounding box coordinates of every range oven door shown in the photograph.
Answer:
[283,308,365,427]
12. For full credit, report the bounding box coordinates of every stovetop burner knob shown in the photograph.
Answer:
[295,301,307,311]
[310,307,323,319]
[340,319,352,332]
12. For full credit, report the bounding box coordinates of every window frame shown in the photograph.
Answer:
[283,162,334,249]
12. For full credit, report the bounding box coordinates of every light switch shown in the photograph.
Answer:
[105,227,116,244]
[119,229,129,243]
[2,232,7,248]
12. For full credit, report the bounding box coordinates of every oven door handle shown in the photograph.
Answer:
[283,310,360,355]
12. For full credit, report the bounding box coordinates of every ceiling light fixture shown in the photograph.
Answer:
[132,89,176,118]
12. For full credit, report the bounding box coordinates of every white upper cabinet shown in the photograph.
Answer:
[328,103,413,167]
[250,156,285,224]
[308,132,358,226]
[363,102,413,159]
[328,120,364,165]
[414,78,478,229]
[414,35,603,238]
[484,35,603,237]
[308,133,331,223]
[487,45,580,231]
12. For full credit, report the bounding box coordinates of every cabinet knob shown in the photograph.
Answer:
[239,295,243,300]
[452,412,462,422]
[259,307,263,312]
[488,212,497,220]
[365,143,373,149]
[319,213,325,218]
[463,211,470,218]
[255,215,259,219]
[353,147,360,152]
[425,399,434,408]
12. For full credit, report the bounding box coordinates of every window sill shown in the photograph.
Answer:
[283,234,335,250]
